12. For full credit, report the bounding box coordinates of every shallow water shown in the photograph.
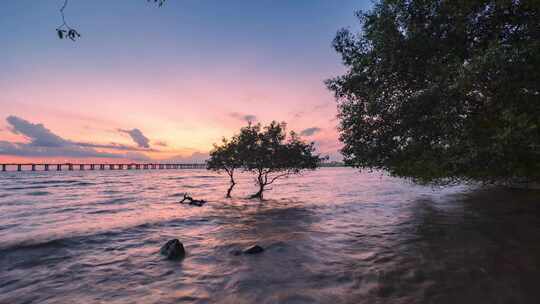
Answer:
[0,168,539,303]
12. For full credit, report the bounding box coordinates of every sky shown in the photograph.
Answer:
[0,0,371,163]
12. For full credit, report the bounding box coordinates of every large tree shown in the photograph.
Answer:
[326,0,540,184]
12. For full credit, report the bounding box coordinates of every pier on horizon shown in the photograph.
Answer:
[0,163,207,172]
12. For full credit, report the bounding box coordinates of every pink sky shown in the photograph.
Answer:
[0,1,368,163]
[0,69,342,162]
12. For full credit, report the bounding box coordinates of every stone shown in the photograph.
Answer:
[230,249,243,256]
[243,245,264,255]
[160,239,185,260]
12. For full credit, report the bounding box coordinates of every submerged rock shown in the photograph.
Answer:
[160,239,185,260]
[243,245,264,255]
[230,249,243,256]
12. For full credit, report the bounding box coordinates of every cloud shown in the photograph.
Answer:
[77,142,158,152]
[300,127,322,136]
[0,140,142,159]
[118,128,150,148]
[6,115,68,147]
[1,116,153,160]
[154,141,168,147]
[229,112,257,123]
[166,151,209,163]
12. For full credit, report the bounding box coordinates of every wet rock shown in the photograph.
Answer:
[243,245,264,255]
[230,249,243,256]
[412,269,426,282]
[376,285,395,298]
[160,239,185,260]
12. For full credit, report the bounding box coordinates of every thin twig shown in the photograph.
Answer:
[57,0,72,30]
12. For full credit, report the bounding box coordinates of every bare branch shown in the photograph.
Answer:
[267,172,291,185]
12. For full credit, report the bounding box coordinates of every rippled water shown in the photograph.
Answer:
[1,168,539,303]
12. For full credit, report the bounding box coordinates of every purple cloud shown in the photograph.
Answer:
[300,127,322,136]
[118,128,150,148]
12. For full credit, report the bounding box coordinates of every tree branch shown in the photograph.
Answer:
[56,0,80,41]
[267,172,291,185]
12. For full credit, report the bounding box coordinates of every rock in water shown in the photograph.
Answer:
[160,239,185,260]
[243,245,264,255]
[230,249,243,256]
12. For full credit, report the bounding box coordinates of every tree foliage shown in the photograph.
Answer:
[207,136,242,198]
[208,121,325,199]
[326,0,540,184]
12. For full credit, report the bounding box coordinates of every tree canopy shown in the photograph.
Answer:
[207,121,325,199]
[326,0,540,184]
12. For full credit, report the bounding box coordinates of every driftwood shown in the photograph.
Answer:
[179,193,207,206]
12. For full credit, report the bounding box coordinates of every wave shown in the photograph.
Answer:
[166,177,187,180]
[0,217,213,254]
[3,185,51,191]
[169,175,219,180]
[87,208,130,215]
[90,197,136,206]
[192,175,220,179]
[2,181,93,191]
[26,191,50,196]
[28,180,80,185]
[72,182,95,187]
[170,192,187,197]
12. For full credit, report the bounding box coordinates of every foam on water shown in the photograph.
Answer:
[0,168,539,304]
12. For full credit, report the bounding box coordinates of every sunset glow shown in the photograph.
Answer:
[0,0,369,163]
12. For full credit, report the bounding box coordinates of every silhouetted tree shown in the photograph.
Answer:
[209,122,325,199]
[207,136,242,198]
[326,0,540,184]
[239,121,325,199]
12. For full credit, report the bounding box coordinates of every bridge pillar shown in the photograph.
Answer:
[31,164,36,171]
[100,164,105,170]
[90,164,95,170]
[44,164,49,171]
[109,164,115,170]
[135,164,140,170]
[57,164,62,171]
[127,164,132,170]
[143,164,148,170]
[118,164,124,170]
[17,164,22,171]
[1,164,5,171]
[68,164,73,171]
[80,164,85,170]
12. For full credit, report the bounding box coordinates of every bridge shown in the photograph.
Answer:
[0,163,207,172]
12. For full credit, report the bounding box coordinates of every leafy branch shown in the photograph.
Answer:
[148,0,167,7]
[56,0,80,41]
[55,0,167,41]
